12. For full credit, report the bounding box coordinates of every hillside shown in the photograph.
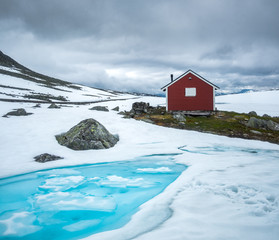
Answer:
[0,51,134,103]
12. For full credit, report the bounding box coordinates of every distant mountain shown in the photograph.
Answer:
[215,88,257,96]
[0,51,134,103]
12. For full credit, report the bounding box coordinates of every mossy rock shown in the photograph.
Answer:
[55,118,119,150]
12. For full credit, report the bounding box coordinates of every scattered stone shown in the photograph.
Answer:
[2,108,33,117]
[250,130,262,135]
[248,111,257,116]
[32,103,41,108]
[112,106,120,111]
[173,113,186,122]
[118,111,126,115]
[141,118,154,124]
[48,103,60,109]
[34,153,63,163]
[89,106,109,112]
[122,114,132,119]
[55,118,119,150]
[266,120,279,131]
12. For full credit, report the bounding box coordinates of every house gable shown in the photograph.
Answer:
[161,69,220,91]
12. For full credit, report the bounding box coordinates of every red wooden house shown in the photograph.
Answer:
[161,70,219,111]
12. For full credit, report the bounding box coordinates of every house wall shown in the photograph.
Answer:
[167,72,214,111]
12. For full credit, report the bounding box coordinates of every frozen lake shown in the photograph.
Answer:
[0,154,186,240]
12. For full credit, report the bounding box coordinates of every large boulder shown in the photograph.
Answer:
[55,118,119,150]
[267,120,279,131]
[246,117,267,129]
[246,117,279,131]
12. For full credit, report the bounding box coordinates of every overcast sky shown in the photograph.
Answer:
[1,0,279,94]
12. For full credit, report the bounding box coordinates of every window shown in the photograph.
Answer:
[185,88,196,97]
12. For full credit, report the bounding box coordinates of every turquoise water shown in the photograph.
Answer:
[0,154,186,240]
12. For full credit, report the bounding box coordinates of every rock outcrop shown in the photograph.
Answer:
[55,118,119,150]
[34,153,63,163]
[131,102,150,115]
[2,108,33,117]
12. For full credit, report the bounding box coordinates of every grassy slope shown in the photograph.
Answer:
[127,108,279,145]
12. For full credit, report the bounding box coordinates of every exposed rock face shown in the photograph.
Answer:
[246,117,279,131]
[34,153,63,163]
[2,108,33,117]
[131,102,150,115]
[55,118,119,150]
[48,103,60,109]
[89,106,109,112]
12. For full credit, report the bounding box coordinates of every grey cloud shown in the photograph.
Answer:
[0,0,279,94]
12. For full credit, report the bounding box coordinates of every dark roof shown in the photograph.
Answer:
[161,69,220,91]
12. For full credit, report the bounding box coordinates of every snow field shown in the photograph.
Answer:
[0,92,279,240]
[0,73,134,102]
[216,90,279,117]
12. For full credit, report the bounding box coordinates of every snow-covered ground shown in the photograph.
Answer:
[216,90,279,117]
[1,78,279,239]
[0,73,135,102]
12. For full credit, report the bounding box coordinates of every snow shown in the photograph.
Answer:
[0,65,22,74]
[0,73,135,102]
[216,90,279,117]
[0,84,279,239]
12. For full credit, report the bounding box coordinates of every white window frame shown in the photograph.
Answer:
[185,87,196,97]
